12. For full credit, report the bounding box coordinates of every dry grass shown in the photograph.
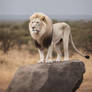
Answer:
[0,49,92,92]
[71,53,92,92]
[0,50,39,90]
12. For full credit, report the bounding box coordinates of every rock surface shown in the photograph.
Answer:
[6,60,85,92]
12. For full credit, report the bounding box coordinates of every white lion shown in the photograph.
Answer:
[29,12,89,63]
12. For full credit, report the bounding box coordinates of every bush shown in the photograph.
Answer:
[0,22,31,53]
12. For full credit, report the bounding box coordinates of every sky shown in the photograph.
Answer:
[0,0,92,16]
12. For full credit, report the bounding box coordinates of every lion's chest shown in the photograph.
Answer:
[34,34,52,49]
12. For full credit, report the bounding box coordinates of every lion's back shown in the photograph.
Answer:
[52,22,70,43]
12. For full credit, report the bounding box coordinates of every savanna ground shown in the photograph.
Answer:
[0,20,92,92]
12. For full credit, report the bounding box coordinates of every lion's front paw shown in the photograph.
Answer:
[46,59,53,63]
[38,60,45,63]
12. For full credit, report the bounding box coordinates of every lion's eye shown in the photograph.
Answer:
[36,22,39,23]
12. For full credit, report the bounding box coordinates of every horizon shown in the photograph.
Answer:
[0,14,92,21]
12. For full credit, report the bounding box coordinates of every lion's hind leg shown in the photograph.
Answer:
[63,30,70,61]
[55,42,62,62]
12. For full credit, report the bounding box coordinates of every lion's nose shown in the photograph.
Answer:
[32,27,35,30]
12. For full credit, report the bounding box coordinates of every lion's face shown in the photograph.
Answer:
[29,18,46,40]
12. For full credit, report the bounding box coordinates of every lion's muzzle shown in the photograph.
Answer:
[32,30,40,34]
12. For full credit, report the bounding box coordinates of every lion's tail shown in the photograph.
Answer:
[70,32,90,59]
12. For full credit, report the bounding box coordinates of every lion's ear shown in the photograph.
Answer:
[41,16,46,22]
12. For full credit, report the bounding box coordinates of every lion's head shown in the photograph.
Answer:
[29,12,53,41]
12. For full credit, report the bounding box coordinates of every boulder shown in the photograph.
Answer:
[6,60,85,92]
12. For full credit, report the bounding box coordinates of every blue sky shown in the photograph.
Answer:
[0,0,92,16]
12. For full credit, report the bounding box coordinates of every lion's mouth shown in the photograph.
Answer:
[32,30,40,34]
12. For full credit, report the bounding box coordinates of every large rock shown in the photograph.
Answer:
[6,60,85,92]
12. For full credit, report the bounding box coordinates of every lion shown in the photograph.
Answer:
[29,12,89,63]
